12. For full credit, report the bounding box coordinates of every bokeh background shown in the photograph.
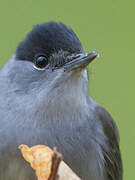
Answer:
[0,0,134,179]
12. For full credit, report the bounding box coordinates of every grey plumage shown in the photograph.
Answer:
[0,22,122,180]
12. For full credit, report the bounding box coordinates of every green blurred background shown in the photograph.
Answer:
[0,0,134,179]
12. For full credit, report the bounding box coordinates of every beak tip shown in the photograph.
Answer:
[95,51,100,58]
[87,51,100,62]
[89,51,100,57]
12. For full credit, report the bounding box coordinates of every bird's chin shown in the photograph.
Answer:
[66,66,88,79]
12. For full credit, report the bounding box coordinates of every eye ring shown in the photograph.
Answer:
[34,55,48,69]
[33,64,46,71]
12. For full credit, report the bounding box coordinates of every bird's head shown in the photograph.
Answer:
[9,22,98,98]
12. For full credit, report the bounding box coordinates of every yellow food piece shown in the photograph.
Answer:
[19,144,53,180]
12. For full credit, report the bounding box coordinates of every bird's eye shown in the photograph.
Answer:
[34,56,48,68]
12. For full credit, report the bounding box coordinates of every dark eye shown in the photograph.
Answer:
[35,56,48,68]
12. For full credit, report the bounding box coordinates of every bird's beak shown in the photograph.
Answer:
[63,51,99,71]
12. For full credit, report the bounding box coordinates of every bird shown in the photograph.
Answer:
[0,21,122,180]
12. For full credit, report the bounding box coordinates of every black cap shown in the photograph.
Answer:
[16,22,83,61]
